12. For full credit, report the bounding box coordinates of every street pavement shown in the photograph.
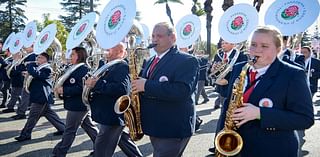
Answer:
[0,86,320,157]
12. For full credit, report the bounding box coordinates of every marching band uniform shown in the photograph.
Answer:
[303,54,320,97]
[90,60,130,157]
[212,48,247,109]
[95,56,143,157]
[217,27,314,157]
[12,52,37,120]
[195,55,209,105]
[279,48,305,69]
[3,58,24,113]
[139,46,199,156]
[220,58,314,157]
[53,49,98,157]
[0,55,11,109]
[15,53,65,142]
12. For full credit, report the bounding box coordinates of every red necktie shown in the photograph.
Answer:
[148,57,160,77]
[223,53,228,63]
[243,70,258,103]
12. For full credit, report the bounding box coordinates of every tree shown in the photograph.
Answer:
[59,0,100,31]
[191,0,205,16]
[0,0,27,40]
[154,0,183,26]
[204,0,213,58]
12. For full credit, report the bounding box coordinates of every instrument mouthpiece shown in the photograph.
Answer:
[249,56,258,65]
[147,43,157,49]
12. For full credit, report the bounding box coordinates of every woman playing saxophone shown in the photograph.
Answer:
[216,26,314,157]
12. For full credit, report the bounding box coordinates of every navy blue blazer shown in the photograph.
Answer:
[0,56,11,81]
[219,58,314,157]
[282,49,305,69]
[197,56,209,81]
[9,63,24,87]
[89,61,129,126]
[27,63,54,105]
[307,57,320,94]
[62,64,89,111]
[213,49,248,97]
[140,46,199,138]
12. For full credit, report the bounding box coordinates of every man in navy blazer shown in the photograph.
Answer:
[132,22,199,157]
[301,46,320,97]
[217,26,314,157]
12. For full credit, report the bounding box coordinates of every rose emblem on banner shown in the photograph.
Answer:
[40,34,48,44]
[76,23,87,36]
[281,5,299,20]
[108,10,121,29]
[231,16,244,30]
[183,24,192,36]
[27,29,33,38]
[14,40,20,47]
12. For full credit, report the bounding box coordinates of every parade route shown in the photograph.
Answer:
[0,86,320,157]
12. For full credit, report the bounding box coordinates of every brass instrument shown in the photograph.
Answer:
[54,63,85,98]
[215,57,257,157]
[82,59,126,106]
[210,48,240,84]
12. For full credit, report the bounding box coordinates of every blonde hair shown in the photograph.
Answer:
[253,26,283,49]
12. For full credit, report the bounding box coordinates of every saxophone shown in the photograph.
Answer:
[215,62,254,157]
[114,47,146,141]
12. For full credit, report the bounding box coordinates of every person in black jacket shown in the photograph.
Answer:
[0,49,11,109]
[53,47,98,157]
[86,43,142,157]
[2,52,24,113]
[15,52,65,142]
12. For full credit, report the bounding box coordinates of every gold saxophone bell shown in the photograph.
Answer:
[114,95,131,114]
[215,130,243,156]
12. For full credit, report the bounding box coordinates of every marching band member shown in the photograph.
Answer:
[218,26,314,157]
[52,47,98,157]
[132,22,199,157]
[85,43,142,157]
[194,50,210,105]
[15,52,65,142]
[11,45,37,120]
[211,39,247,110]
[2,52,24,113]
[0,49,11,110]
[278,36,305,69]
[301,46,320,97]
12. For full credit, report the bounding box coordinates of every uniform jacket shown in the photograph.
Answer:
[213,49,247,97]
[0,56,11,81]
[9,63,24,87]
[140,46,199,138]
[27,63,54,105]
[307,57,320,94]
[90,61,129,126]
[281,48,305,69]
[62,64,89,111]
[219,58,314,157]
[197,56,209,81]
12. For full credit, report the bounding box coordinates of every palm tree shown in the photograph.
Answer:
[154,0,183,26]
[204,0,213,57]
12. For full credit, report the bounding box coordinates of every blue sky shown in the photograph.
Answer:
[2,0,319,43]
